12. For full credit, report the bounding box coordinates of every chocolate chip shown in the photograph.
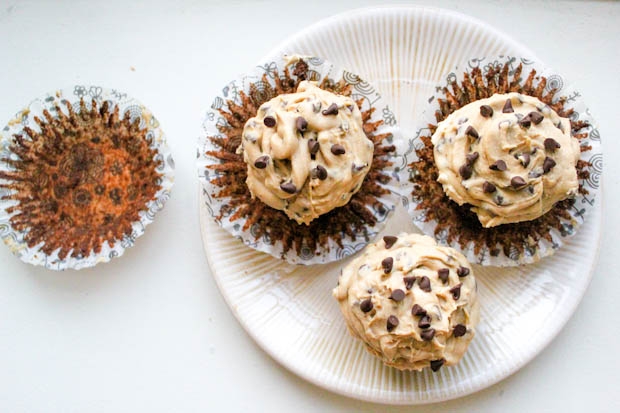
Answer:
[387,315,399,332]
[482,181,496,193]
[518,117,531,128]
[430,359,445,372]
[511,176,527,189]
[295,116,308,133]
[465,126,479,139]
[421,328,436,342]
[411,304,427,317]
[322,103,339,116]
[383,235,397,249]
[360,298,373,313]
[450,283,462,300]
[457,266,470,277]
[518,153,531,167]
[459,164,473,179]
[489,160,507,171]
[381,257,393,274]
[480,105,493,117]
[280,182,297,194]
[418,314,432,329]
[308,139,320,155]
[544,138,561,152]
[495,195,504,205]
[390,289,405,302]
[466,152,479,165]
[263,116,276,127]
[453,324,467,337]
[502,99,514,113]
[404,276,416,290]
[314,165,328,180]
[438,268,449,284]
[331,144,346,155]
[254,155,269,169]
[529,111,544,125]
[418,276,431,292]
[543,157,556,174]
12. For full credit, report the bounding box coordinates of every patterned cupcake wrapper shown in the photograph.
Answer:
[0,86,175,270]
[398,55,602,266]
[198,55,406,265]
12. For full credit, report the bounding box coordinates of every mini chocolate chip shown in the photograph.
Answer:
[518,117,531,128]
[383,235,398,249]
[280,182,297,194]
[544,138,561,152]
[381,257,394,274]
[502,99,514,113]
[430,359,445,372]
[465,126,479,139]
[421,328,436,342]
[482,181,496,193]
[457,266,470,277]
[459,164,473,179]
[390,289,405,302]
[418,314,432,329]
[529,111,544,124]
[489,160,507,171]
[466,152,479,165]
[314,165,328,180]
[404,276,416,290]
[418,276,431,292]
[263,116,276,127]
[543,157,557,173]
[331,144,346,155]
[511,176,527,189]
[411,304,427,317]
[360,298,373,313]
[495,195,504,205]
[308,139,320,155]
[322,103,339,116]
[438,268,449,284]
[387,315,399,332]
[450,283,462,300]
[519,153,531,167]
[480,105,493,117]
[295,116,308,133]
[453,324,467,337]
[254,155,269,169]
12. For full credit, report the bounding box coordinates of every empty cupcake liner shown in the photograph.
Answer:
[398,55,602,266]
[198,55,406,265]
[0,85,175,270]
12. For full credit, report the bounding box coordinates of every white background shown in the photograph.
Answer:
[0,0,618,411]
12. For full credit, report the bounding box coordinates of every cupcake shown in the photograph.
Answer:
[333,233,480,371]
[199,56,402,264]
[0,86,174,270]
[402,56,600,265]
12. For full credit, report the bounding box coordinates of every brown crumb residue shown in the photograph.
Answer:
[410,62,592,259]
[205,61,396,258]
[0,99,162,259]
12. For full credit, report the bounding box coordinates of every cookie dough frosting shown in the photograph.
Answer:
[240,81,374,225]
[333,233,479,371]
[432,92,581,227]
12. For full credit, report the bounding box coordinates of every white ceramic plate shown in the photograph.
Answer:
[199,6,602,404]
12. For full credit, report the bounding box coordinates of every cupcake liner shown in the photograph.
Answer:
[0,86,175,270]
[198,55,405,265]
[398,55,602,266]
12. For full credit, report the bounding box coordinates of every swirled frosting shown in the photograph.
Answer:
[333,233,479,371]
[240,81,373,225]
[432,92,581,227]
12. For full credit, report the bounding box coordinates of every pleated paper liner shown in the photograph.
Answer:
[0,86,174,270]
[400,55,602,266]
[198,55,405,265]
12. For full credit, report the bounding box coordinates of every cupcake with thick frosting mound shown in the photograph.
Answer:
[333,233,479,371]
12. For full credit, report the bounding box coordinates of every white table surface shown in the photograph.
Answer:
[0,0,618,411]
